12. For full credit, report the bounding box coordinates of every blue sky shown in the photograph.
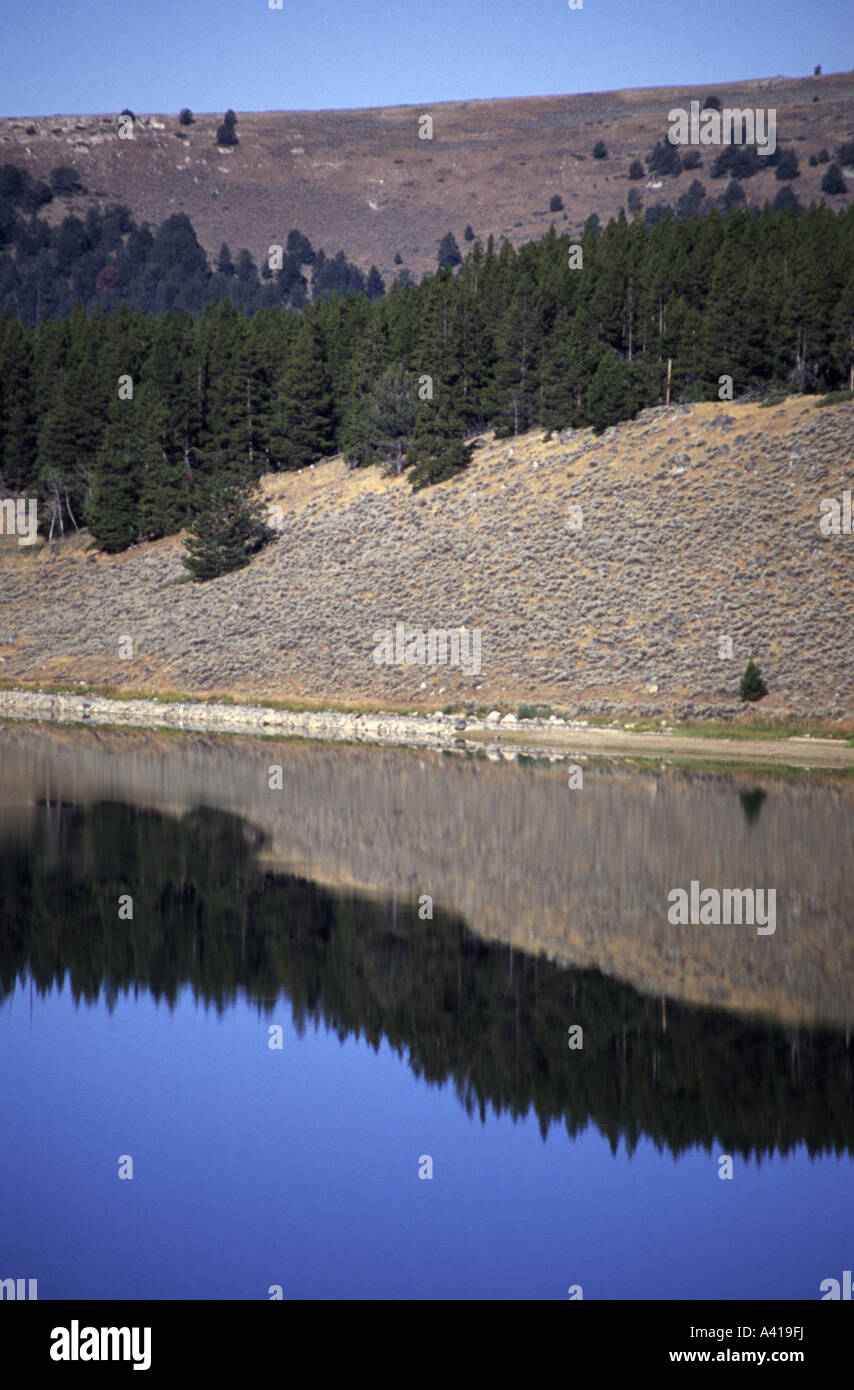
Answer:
[1,0,850,119]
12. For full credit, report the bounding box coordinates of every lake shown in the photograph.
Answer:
[1,723,852,1300]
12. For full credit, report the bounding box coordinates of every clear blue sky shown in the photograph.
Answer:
[2,0,850,119]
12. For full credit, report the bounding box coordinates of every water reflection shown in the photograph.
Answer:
[2,797,851,1162]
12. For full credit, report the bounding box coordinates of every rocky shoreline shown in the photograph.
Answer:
[1,687,853,768]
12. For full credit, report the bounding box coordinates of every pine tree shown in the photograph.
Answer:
[365,363,418,475]
[268,313,336,469]
[775,149,800,181]
[0,313,36,491]
[366,265,385,302]
[408,386,471,489]
[182,468,271,580]
[821,164,847,195]
[136,386,191,539]
[87,398,142,552]
[486,270,543,435]
[739,660,767,702]
[216,110,238,147]
[437,232,461,269]
[215,243,235,275]
[339,314,391,467]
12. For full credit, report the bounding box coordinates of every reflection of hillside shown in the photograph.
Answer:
[1,796,852,1161]
[2,724,853,1026]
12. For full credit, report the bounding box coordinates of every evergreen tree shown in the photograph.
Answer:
[87,397,142,552]
[0,313,36,491]
[592,141,608,160]
[215,243,235,276]
[216,110,238,147]
[463,224,475,241]
[286,229,315,264]
[136,386,191,539]
[366,265,385,302]
[408,385,472,489]
[775,149,800,181]
[739,660,768,702]
[437,232,461,269]
[339,315,391,467]
[628,159,645,180]
[676,180,707,218]
[364,363,418,475]
[584,353,647,432]
[821,163,847,195]
[182,469,271,580]
[269,313,335,469]
[647,141,682,177]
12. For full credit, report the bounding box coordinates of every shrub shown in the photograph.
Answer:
[836,141,854,167]
[682,149,702,170]
[775,148,800,181]
[628,158,645,180]
[179,108,194,126]
[739,660,768,702]
[647,140,682,177]
[817,148,830,163]
[49,164,85,195]
[216,109,238,147]
[592,140,608,159]
[676,179,706,217]
[710,145,762,180]
[702,94,721,111]
[821,163,847,195]
[549,194,564,212]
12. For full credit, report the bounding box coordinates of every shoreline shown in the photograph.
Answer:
[1,688,853,769]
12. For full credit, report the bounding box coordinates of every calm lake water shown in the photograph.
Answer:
[1,725,852,1300]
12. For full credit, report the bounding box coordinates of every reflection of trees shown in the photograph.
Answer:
[739,788,767,826]
[1,800,852,1161]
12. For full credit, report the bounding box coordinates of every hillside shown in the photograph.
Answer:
[1,394,852,718]
[2,70,852,286]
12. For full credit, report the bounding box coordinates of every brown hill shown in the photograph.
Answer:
[1,394,852,719]
[2,71,852,284]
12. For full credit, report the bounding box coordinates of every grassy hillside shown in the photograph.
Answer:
[1,394,852,718]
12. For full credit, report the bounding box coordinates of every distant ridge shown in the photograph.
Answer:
[1,70,851,284]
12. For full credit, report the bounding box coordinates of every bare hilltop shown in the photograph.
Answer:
[2,70,852,285]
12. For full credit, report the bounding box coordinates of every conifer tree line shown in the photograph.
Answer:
[1,200,853,552]
[0,171,385,322]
